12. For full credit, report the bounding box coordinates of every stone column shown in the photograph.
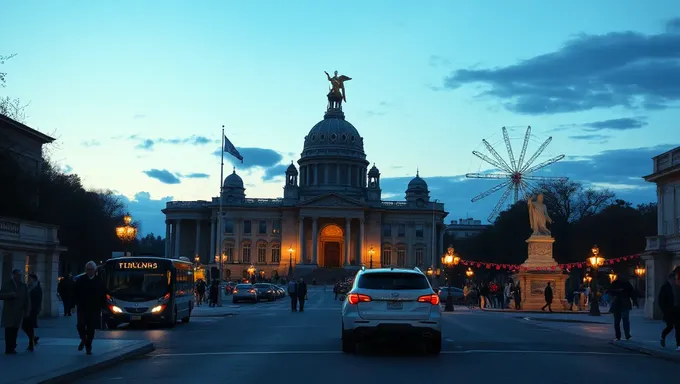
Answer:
[165,221,171,257]
[194,220,202,262]
[358,218,364,265]
[209,218,216,261]
[234,219,241,263]
[174,220,182,257]
[298,217,305,263]
[656,186,664,235]
[642,251,672,319]
[345,218,351,265]
[44,252,60,317]
[438,224,445,267]
[311,217,318,265]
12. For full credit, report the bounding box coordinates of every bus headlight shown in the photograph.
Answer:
[151,305,165,314]
[110,305,123,314]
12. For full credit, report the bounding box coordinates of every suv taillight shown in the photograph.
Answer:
[418,294,440,305]
[347,293,372,305]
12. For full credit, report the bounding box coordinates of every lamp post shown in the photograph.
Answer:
[440,246,461,312]
[587,245,605,316]
[247,265,255,282]
[465,267,474,279]
[368,247,375,269]
[608,272,617,283]
[634,265,645,294]
[115,213,137,256]
[288,246,294,278]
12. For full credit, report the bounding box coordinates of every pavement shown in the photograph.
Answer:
[73,288,676,384]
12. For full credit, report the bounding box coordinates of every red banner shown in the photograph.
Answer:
[459,254,640,271]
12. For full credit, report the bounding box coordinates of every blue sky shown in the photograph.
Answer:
[2,1,678,236]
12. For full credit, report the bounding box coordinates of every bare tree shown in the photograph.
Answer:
[536,180,614,223]
[1,53,29,122]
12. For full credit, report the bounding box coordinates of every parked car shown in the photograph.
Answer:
[253,283,277,301]
[232,284,257,303]
[437,287,465,304]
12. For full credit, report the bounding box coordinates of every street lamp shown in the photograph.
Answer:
[608,272,617,283]
[440,246,461,312]
[465,267,474,278]
[587,245,605,316]
[288,246,294,277]
[115,213,137,256]
[368,247,375,269]
[583,274,592,284]
[426,267,433,277]
[247,265,255,281]
[634,265,645,277]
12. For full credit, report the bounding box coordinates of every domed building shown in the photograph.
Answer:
[162,88,448,281]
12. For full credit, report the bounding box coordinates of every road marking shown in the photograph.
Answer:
[154,350,641,357]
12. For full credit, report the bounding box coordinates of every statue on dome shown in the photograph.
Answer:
[325,70,352,109]
[527,193,552,236]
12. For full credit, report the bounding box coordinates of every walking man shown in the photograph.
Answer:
[57,274,74,316]
[608,273,638,341]
[22,273,43,351]
[297,278,308,312]
[658,267,680,350]
[73,261,106,355]
[0,269,29,354]
[541,282,553,312]
[288,278,298,311]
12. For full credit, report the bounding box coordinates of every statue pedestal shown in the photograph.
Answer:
[514,235,568,310]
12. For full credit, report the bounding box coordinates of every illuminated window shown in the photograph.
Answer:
[257,242,267,263]
[381,246,392,266]
[271,243,281,263]
[242,243,251,263]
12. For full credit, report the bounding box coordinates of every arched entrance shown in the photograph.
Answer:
[319,224,344,268]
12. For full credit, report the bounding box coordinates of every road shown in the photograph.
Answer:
[77,287,676,383]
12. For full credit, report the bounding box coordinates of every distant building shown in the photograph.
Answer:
[0,114,67,317]
[444,218,490,239]
[162,90,448,281]
[642,145,680,320]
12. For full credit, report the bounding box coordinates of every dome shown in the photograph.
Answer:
[407,174,428,191]
[223,169,244,189]
[368,163,380,177]
[300,109,366,160]
[286,161,298,175]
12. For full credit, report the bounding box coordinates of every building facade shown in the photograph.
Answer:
[444,218,490,239]
[163,93,448,280]
[0,115,67,317]
[642,145,680,319]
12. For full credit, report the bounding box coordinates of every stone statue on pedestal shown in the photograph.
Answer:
[527,193,552,236]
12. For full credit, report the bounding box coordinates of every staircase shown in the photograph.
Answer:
[312,267,355,284]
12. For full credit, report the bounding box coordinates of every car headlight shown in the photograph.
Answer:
[151,305,165,313]
[110,305,123,314]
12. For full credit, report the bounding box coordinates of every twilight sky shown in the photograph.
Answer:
[2,1,679,236]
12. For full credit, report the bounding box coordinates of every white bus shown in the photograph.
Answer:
[100,256,194,329]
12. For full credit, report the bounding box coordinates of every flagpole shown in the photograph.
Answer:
[218,125,225,307]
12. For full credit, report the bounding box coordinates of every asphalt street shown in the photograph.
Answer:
[75,287,677,384]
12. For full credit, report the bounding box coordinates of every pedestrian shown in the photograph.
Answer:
[513,282,522,310]
[658,267,680,350]
[57,274,74,316]
[541,282,553,312]
[288,278,298,311]
[196,280,206,306]
[73,261,106,355]
[0,268,30,354]
[504,281,512,309]
[608,273,638,341]
[22,273,43,351]
[297,278,308,312]
[479,283,489,309]
[208,280,218,307]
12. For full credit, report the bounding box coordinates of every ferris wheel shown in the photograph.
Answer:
[466,126,568,222]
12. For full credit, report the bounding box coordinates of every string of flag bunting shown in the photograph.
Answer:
[459,253,641,272]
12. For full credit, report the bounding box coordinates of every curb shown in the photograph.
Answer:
[29,341,155,384]
[481,308,607,315]
[610,340,680,363]
[520,317,609,324]
[192,312,238,317]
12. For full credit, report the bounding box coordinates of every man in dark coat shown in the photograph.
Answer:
[541,282,553,312]
[297,278,308,312]
[22,273,43,351]
[658,267,680,350]
[73,261,106,355]
[57,273,74,316]
[608,274,638,341]
[0,268,30,354]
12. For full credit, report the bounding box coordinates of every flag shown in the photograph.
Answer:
[223,135,243,163]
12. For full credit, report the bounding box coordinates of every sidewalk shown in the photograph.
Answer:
[0,335,153,384]
[512,308,680,362]
[192,304,239,317]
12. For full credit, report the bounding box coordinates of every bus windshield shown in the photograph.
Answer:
[107,269,170,301]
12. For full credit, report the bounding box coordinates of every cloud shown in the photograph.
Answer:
[428,55,451,68]
[181,172,209,179]
[568,134,611,142]
[118,192,172,236]
[442,20,680,114]
[143,169,181,184]
[81,140,100,147]
[62,164,73,173]
[129,134,217,151]
[381,144,676,223]
[212,146,288,181]
[365,101,392,118]
[133,114,146,119]
[582,117,648,131]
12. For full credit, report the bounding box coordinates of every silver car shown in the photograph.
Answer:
[232,284,257,303]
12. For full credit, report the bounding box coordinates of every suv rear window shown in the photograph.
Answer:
[357,272,430,290]
[235,284,252,289]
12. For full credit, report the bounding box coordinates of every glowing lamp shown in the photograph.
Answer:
[465,268,474,277]
[634,266,645,277]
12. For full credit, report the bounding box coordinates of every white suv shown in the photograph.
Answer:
[341,267,442,354]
